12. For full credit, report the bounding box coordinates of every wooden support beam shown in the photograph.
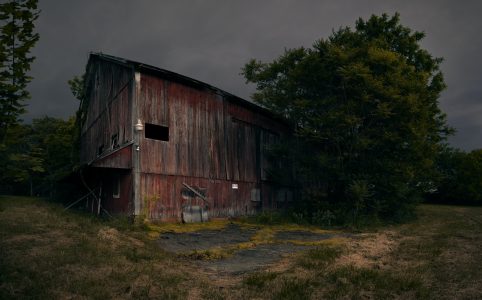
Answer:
[64,189,96,211]
[182,182,209,203]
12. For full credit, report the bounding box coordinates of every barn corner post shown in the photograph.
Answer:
[132,71,143,220]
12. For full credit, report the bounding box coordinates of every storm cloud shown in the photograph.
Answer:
[25,0,482,150]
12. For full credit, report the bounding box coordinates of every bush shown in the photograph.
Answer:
[428,148,482,206]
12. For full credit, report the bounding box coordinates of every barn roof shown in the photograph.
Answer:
[88,52,288,124]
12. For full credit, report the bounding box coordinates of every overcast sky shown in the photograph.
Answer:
[25,0,482,150]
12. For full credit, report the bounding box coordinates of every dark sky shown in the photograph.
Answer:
[25,0,482,150]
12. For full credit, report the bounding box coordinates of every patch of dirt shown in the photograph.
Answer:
[98,227,121,243]
[186,287,202,300]
[335,231,398,269]
[98,227,145,249]
[158,224,256,252]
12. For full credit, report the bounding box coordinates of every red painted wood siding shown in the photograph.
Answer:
[80,58,133,165]
[91,145,132,169]
[136,73,289,220]
[81,56,292,219]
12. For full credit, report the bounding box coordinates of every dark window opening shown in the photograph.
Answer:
[113,175,120,198]
[145,123,169,141]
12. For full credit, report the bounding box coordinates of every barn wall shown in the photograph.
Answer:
[91,145,132,169]
[138,75,227,179]
[139,173,262,221]
[80,58,134,165]
[101,170,132,214]
[136,73,290,219]
[138,73,287,181]
[82,168,132,215]
[137,174,293,221]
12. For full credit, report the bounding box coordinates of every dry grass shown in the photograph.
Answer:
[226,204,482,299]
[1,196,481,299]
[0,196,205,299]
[334,231,398,269]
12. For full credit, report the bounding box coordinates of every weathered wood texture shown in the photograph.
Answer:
[91,145,132,169]
[102,170,132,214]
[81,54,292,220]
[138,174,286,220]
[83,168,132,214]
[136,73,289,219]
[80,58,133,165]
[139,74,284,181]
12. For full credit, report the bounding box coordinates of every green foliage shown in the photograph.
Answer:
[0,0,39,141]
[346,179,374,225]
[254,210,285,224]
[68,74,86,165]
[0,117,76,196]
[0,123,42,195]
[243,13,452,223]
[311,209,336,226]
[429,147,482,205]
[31,116,78,192]
[0,73,83,196]
[67,75,86,102]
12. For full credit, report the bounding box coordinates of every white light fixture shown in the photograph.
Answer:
[232,183,238,190]
[134,119,144,132]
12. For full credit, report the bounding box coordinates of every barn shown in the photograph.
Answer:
[79,53,293,222]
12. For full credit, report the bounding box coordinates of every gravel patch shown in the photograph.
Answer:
[200,243,308,275]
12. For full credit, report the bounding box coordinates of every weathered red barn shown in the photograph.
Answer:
[80,53,292,221]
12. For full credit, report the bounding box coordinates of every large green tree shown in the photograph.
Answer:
[0,0,39,141]
[243,13,452,223]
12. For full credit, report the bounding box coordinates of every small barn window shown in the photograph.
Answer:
[145,123,169,141]
[251,188,260,202]
[112,176,120,198]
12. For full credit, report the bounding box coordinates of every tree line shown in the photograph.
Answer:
[0,0,79,198]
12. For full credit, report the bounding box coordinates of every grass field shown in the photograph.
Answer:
[1,196,481,299]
